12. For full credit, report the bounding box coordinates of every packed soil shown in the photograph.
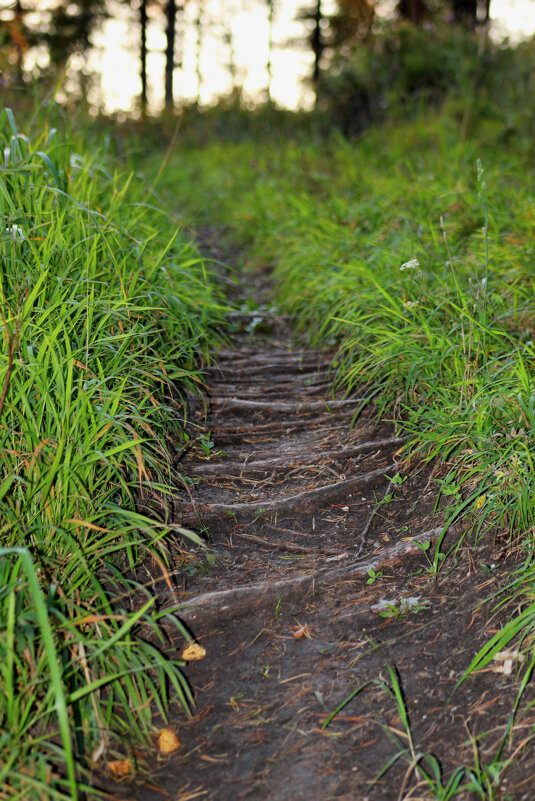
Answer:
[120,267,535,801]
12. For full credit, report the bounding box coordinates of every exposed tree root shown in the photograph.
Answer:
[209,410,356,438]
[188,436,407,475]
[173,526,443,623]
[230,530,341,555]
[215,348,323,362]
[207,361,332,378]
[202,371,331,386]
[209,397,363,413]
[180,463,396,524]
[207,380,334,398]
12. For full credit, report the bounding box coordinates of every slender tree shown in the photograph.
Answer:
[164,0,177,109]
[195,0,203,105]
[311,0,323,84]
[297,0,330,85]
[266,0,274,103]
[45,0,107,68]
[222,0,240,100]
[13,0,25,84]
[452,0,491,24]
[397,0,428,24]
[140,0,148,114]
[397,0,491,25]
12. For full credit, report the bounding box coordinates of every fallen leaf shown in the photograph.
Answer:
[181,642,206,661]
[108,758,131,776]
[291,623,312,640]
[476,494,486,510]
[158,727,181,755]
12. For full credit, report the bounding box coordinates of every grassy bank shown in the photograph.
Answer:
[157,102,535,542]
[0,107,225,798]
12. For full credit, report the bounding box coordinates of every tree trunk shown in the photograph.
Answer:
[140,0,148,115]
[311,0,323,85]
[452,0,477,23]
[397,0,428,24]
[195,0,203,104]
[165,0,177,109]
[266,0,274,103]
[14,0,24,85]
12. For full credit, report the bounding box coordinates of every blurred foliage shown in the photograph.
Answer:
[317,22,535,135]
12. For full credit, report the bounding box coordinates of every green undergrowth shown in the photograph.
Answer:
[156,102,535,542]
[0,106,225,798]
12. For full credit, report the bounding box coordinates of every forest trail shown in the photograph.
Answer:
[134,288,531,801]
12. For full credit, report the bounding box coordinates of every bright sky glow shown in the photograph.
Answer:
[84,0,535,116]
[490,0,535,40]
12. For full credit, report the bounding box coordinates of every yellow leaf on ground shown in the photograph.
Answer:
[181,642,206,661]
[476,494,486,509]
[158,727,181,754]
[291,623,312,640]
[108,758,131,776]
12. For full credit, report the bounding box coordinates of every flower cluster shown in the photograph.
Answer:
[400,258,420,271]
[4,225,25,241]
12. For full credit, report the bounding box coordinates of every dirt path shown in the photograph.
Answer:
[130,297,534,801]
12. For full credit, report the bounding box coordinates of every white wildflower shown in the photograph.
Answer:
[403,300,420,309]
[400,258,420,271]
[5,225,25,241]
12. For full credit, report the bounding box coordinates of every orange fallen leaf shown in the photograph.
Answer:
[158,727,181,754]
[181,642,206,661]
[108,758,131,776]
[291,624,312,640]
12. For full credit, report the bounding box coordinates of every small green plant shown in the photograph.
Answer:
[415,538,447,577]
[199,433,217,458]
[378,597,430,619]
[388,473,407,487]
[366,568,384,585]
[275,596,282,618]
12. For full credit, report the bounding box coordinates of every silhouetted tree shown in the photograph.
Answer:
[45,0,107,68]
[452,0,490,24]
[139,0,148,114]
[165,0,177,108]
[265,0,275,102]
[397,0,428,24]
[397,0,491,25]
[194,0,203,104]
[329,0,375,51]
[311,0,323,83]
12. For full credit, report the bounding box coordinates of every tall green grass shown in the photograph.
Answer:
[158,107,535,540]
[0,107,225,798]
